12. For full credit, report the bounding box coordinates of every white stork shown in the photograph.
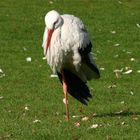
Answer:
[42,10,100,121]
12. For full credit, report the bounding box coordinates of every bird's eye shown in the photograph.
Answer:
[54,19,58,26]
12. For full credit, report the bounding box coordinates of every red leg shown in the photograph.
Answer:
[62,71,69,121]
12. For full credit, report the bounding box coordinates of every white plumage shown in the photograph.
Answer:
[42,10,100,121]
[42,10,99,82]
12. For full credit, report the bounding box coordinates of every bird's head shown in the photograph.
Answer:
[44,10,63,55]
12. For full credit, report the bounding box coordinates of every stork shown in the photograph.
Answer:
[42,10,100,121]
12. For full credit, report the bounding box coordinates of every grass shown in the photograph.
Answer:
[0,0,140,139]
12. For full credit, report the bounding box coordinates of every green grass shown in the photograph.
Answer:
[0,0,140,139]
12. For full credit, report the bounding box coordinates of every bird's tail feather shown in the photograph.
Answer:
[57,69,92,105]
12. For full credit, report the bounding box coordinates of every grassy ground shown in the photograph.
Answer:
[0,0,140,139]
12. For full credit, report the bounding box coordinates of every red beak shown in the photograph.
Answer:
[45,29,54,55]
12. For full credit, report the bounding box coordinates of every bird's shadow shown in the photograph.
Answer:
[92,110,140,118]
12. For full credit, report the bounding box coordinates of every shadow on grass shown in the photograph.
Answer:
[94,110,140,118]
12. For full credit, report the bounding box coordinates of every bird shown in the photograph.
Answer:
[42,10,100,121]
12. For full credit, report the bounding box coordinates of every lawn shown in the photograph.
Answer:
[0,0,140,139]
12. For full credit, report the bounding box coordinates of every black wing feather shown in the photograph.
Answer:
[57,69,92,105]
[79,42,100,79]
